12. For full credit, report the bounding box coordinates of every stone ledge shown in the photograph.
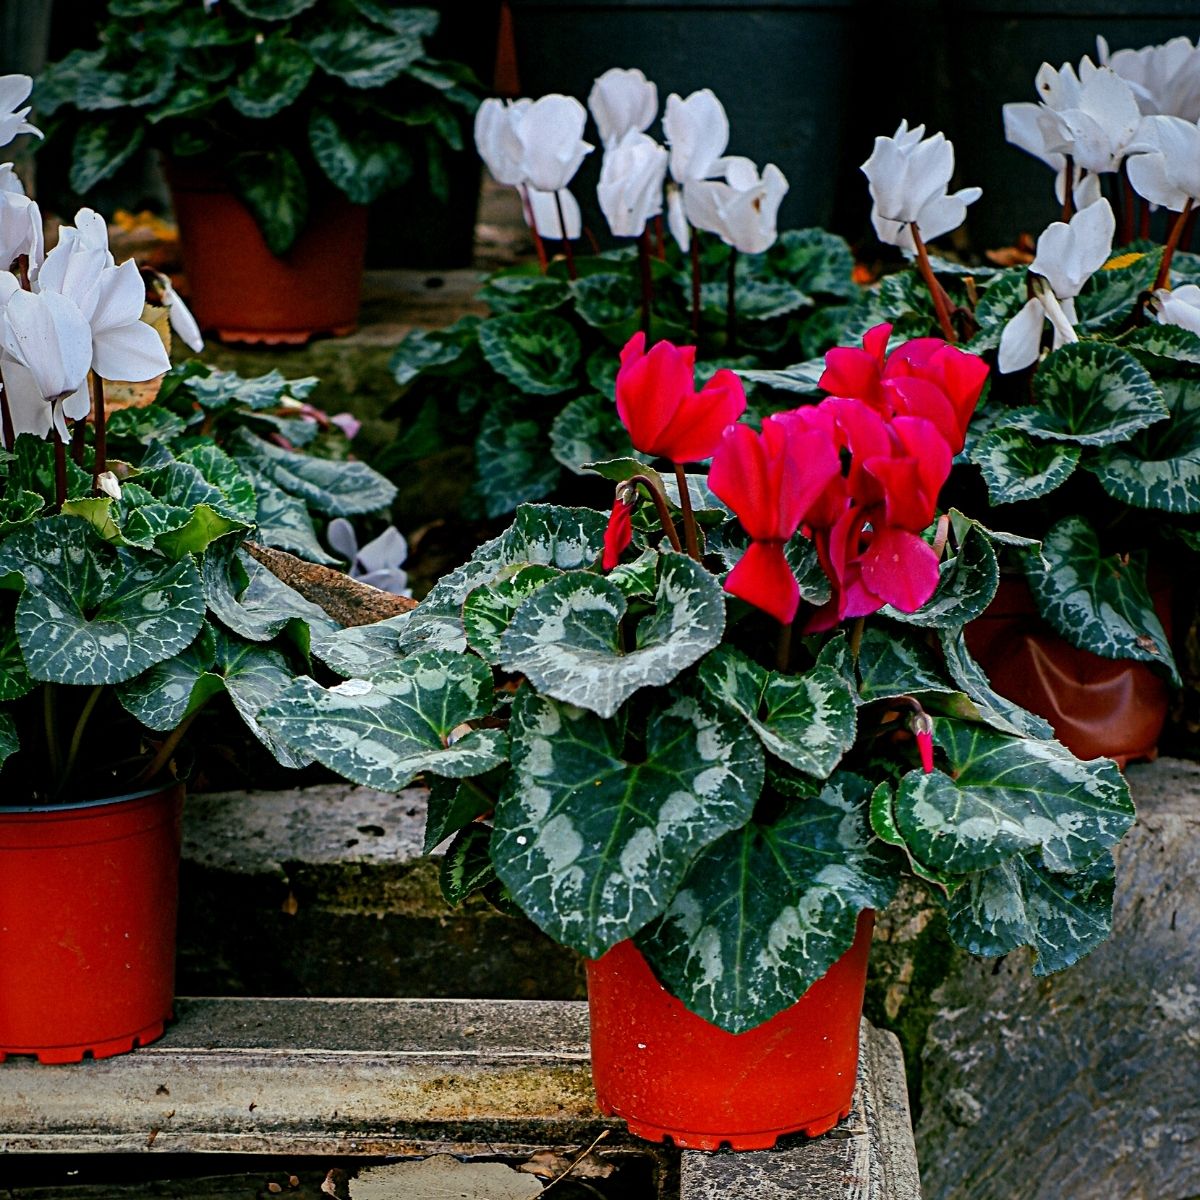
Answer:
[0,1000,919,1198]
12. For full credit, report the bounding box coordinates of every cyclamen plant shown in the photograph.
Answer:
[257,327,1133,1033]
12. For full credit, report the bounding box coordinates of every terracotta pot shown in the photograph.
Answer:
[963,577,1170,766]
[0,783,184,1063]
[587,910,874,1151]
[167,164,367,346]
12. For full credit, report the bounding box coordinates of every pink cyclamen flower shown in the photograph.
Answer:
[615,332,746,463]
[708,415,840,623]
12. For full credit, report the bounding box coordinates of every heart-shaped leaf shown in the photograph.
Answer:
[1007,342,1166,446]
[478,313,581,396]
[259,650,507,791]
[0,626,33,702]
[500,554,725,719]
[311,613,409,678]
[895,717,1134,875]
[772,228,857,299]
[309,108,413,205]
[946,851,1115,975]
[0,710,17,771]
[475,397,561,518]
[636,773,896,1032]
[970,427,1080,504]
[1122,323,1200,369]
[303,21,423,88]
[244,466,338,565]
[440,824,497,906]
[491,685,763,958]
[698,645,855,778]
[0,516,205,686]
[463,565,561,664]
[423,774,494,855]
[1074,251,1161,332]
[117,624,222,731]
[229,33,314,119]
[551,393,640,476]
[185,367,317,411]
[1025,517,1177,681]
[856,625,958,703]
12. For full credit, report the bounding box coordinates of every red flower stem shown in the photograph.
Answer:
[690,230,701,340]
[627,473,682,553]
[0,387,13,451]
[520,187,549,273]
[775,618,792,673]
[1061,156,1075,224]
[638,229,654,337]
[909,223,956,343]
[553,190,577,281]
[1154,198,1195,292]
[583,225,601,256]
[848,617,865,663]
[726,249,738,353]
[71,414,87,465]
[673,463,702,561]
[54,427,67,510]
[1139,197,1151,242]
[654,215,666,261]
[91,373,107,491]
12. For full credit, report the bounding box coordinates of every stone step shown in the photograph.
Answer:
[0,998,919,1198]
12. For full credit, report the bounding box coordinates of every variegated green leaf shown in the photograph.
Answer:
[0,626,33,702]
[608,549,659,598]
[259,651,506,790]
[479,273,569,316]
[946,851,1115,975]
[967,269,1027,353]
[185,366,317,411]
[491,686,763,958]
[231,427,396,516]
[856,625,957,702]
[1089,376,1200,512]
[311,614,409,678]
[637,773,896,1032]
[478,313,581,395]
[886,521,997,628]
[868,778,958,892]
[500,554,725,719]
[701,275,809,321]
[1074,251,1160,331]
[970,427,1080,504]
[0,488,44,538]
[1122,322,1200,369]
[302,20,423,88]
[0,709,17,771]
[423,774,494,854]
[1007,342,1166,446]
[439,824,496,906]
[244,466,339,564]
[1025,517,1177,682]
[894,717,1133,875]
[0,517,205,686]
[698,645,855,778]
[117,625,222,731]
[177,443,258,523]
[550,392,639,475]
[475,397,561,517]
[937,627,1055,740]
[462,565,561,664]
[773,227,857,299]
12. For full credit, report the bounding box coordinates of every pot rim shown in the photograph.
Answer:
[0,780,184,816]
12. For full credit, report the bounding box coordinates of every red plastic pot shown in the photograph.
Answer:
[0,784,184,1063]
[587,910,874,1151]
[963,577,1170,767]
[167,163,367,346]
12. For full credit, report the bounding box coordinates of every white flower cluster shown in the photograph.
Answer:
[0,75,199,443]
[474,70,788,255]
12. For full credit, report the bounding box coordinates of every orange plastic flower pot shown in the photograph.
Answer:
[167,163,367,346]
[963,577,1170,767]
[587,910,874,1151]
[0,784,184,1064]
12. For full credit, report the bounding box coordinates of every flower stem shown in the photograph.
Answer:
[653,215,666,261]
[553,190,577,281]
[135,704,205,789]
[53,426,67,510]
[520,186,549,273]
[1154,198,1195,292]
[726,249,738,353]
[55,685,104,799]
[690,230,701,340]
[638,229,654,338]
[43,684,62,782]
[627,473,682,553]
[91,372,107,491]
[1061,156,1075,224]
[775,619,792,673]
[0,386,13,451]
[673,463,702,561]
[71,414,87,465]
[848,617,866,663]
[909,222,956,342]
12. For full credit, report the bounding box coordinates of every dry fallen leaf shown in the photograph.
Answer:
[518,1150,614,1180]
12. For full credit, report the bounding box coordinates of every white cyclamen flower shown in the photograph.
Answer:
[588,68,658,148]
[0,75,41,150]
[862,121,981,251]
[1098,35,1200,122]
[1002,101,1103,210]
[998,199,1116,374]
[1036,61,1143,175]
[1126,114,1200,211]
[328,518,411,596]
[526,187,581,240]
[597,130,668,238]
[662,88,729,185]
[474,97,528,187]
[0,165,43,272]
[514,95,593,193]
[152,269,204,352]
[1151,283,1200,334]
[684,155,788,255]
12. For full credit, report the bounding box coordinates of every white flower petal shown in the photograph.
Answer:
[663,89,729,183]
[356,525,408,575]
[588,67,657,147]
[998,296,1047,374]
[327,517,359,564]
[91,318,169,383]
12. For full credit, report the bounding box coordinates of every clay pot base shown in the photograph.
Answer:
[213,322,358,347]
[0,1015,169,1064]
[598,1099,855,1151]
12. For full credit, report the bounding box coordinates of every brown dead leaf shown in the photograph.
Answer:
[518,1149,614,1180]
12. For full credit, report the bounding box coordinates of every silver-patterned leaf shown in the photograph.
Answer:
[244,465,339,564]
[1007,342,1167,446]
[500,554,725,719]
[477,312,581,396]
[0,710,16,770]
[946,851,1115,975]
[116,625,221,731]
[698,645,855,778]
[0,516,206,686]
[311,613,409,678]
[1122,322,1200,369]
[0,625,33,702]
[637,773,896,1032]
[258,650,506,790]
[857,626,958,703]
[176,443,258,523]
[970,427,1081,504]
[463,565,561,664]
[1025,517,1177,682]
[895,717,1134,875]
[491,686,763,958]
[423,774,494,855]
[440,824,497,906]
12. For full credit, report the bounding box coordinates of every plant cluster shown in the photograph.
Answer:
[36,0,480,253]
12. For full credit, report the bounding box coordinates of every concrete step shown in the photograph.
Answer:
[0,999,919,1198]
